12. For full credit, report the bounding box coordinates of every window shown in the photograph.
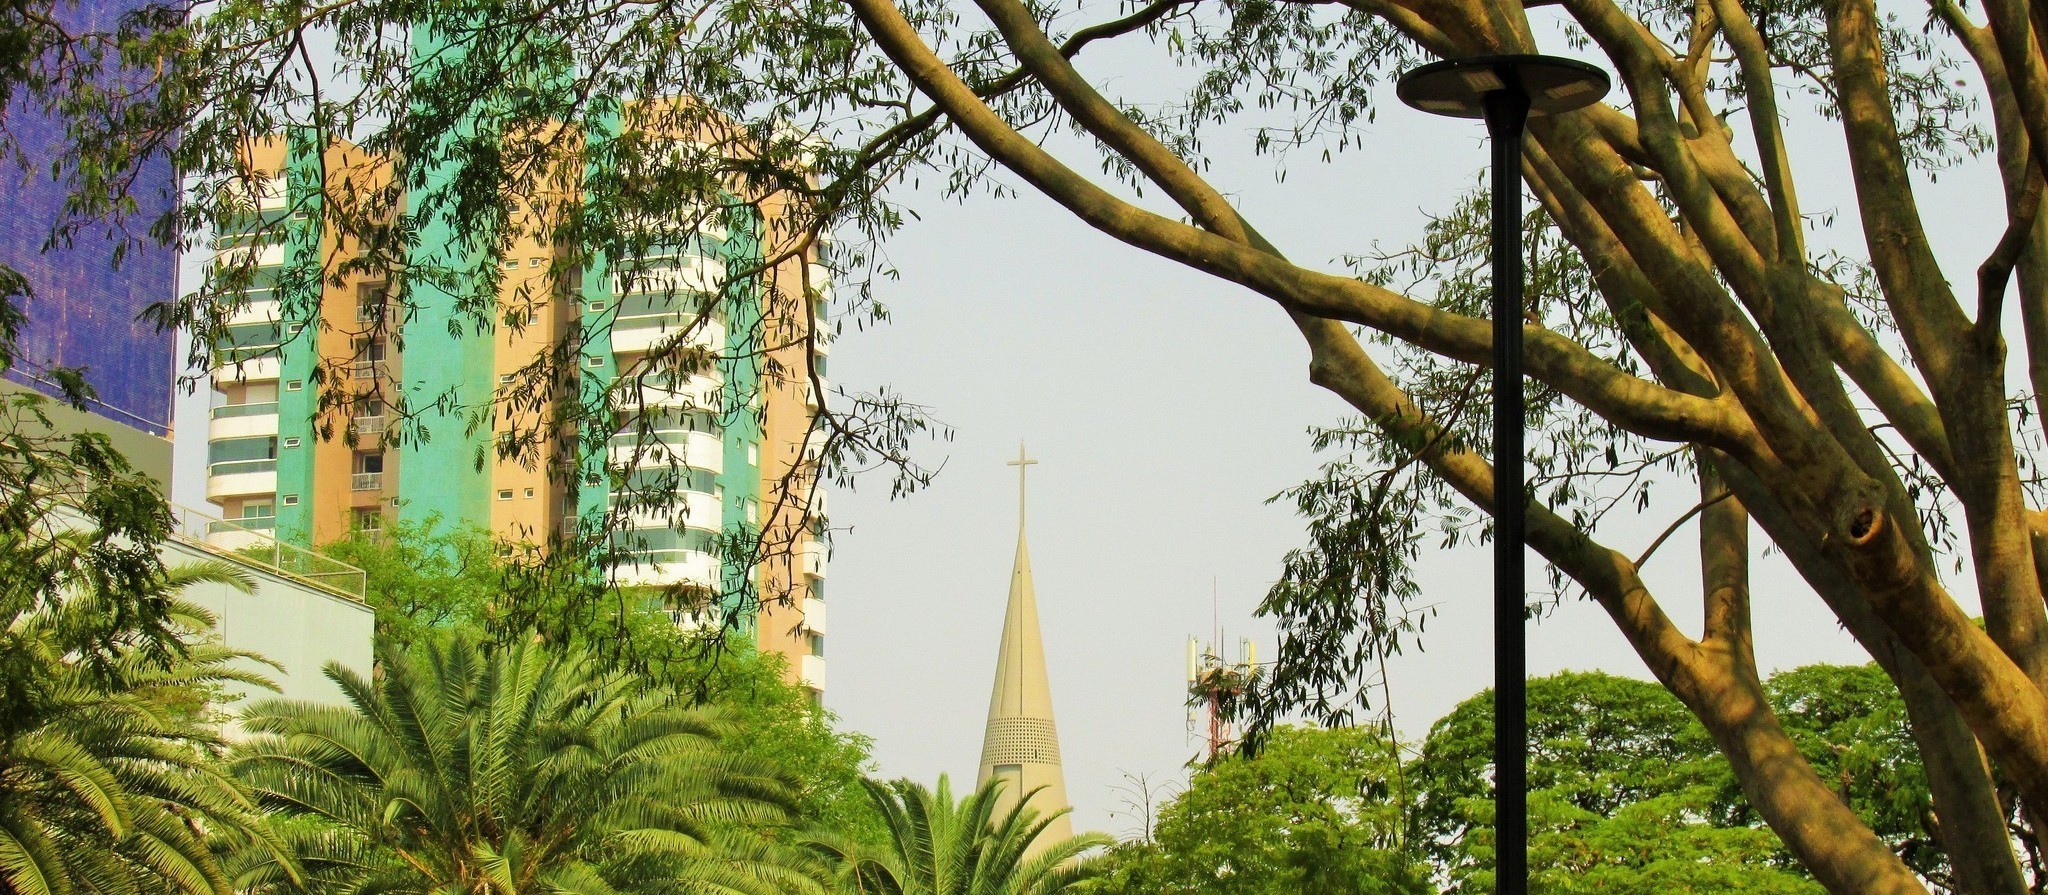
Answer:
[240,502,274,519]
[286,379,304,391]
[497,489,514,500]
[282,436,300,448]
[745,499,759,525]
[587,356,605,368]
[529,257,544,268]
[499,373,515,384]
[353,509,383,531]
[523,488,535,499]
[587,301,606,313]
[746,443,759,467]
[502,259,519,270]
[354,336,387,362]
[353,452,383,474]
[356,283,388,322]
[808,634,825,658]
[281,494,299,506]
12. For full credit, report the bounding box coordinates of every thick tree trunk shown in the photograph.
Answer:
[1718,459,2028,895]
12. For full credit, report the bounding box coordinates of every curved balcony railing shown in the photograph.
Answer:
[214,345,282,366]
[211,402,279,419]
[208,459,277,476]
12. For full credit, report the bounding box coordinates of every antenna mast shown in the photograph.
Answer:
[1187,579,1258,762]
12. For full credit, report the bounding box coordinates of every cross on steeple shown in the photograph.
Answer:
[1006,442,1037,530]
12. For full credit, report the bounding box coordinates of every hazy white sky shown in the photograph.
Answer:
[168,7,2010,838]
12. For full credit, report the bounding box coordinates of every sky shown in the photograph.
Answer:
[169,4,2012,839]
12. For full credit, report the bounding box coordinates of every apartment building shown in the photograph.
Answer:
[205,130,830,695]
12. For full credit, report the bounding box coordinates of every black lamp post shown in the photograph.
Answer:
[1394,54,1610,895]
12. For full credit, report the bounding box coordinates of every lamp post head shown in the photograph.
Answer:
[1396,54,1611,119]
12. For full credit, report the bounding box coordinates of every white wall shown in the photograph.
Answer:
[163,538,375,713]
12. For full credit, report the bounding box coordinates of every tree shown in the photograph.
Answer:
[1414,671,1820,893]
[229,633,821,895]
[1410,669,1956,893]
[1088,725,1429,895]
[321,520,885,844]
[807,775,1108,895]
[0,564,288,895]
[24,0,2048,886]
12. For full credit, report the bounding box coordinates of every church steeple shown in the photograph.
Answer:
[977,443,1074,851]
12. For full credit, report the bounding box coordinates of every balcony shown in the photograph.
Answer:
[799,654,825,691]
[607,429,723,474]
[801,597,827,636]
[615,488,723,533]
[351,416,386,437]
[800,539,828,579]
[209,402,278,440]
[613,549,721,589]
[612,256,727,297]
[212,401,279,419]
[610,315,724,356]
[618,374,723,411]
[224,298,281,327]
[217,242,287,270]
[350,472,383,492]
[203,516,275,552]
[351,361,384,382]
[212,349,282,384]
[206,461,277,501]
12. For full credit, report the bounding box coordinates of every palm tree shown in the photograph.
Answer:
[808,775,1109,895]
[0,555,289,895]
[229,632,821,895]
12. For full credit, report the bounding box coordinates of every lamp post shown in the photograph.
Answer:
[1395,54,1609,895]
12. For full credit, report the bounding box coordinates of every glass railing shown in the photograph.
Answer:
[211,402,279,419]
[613,311,712,331]
[608,429,719,449]
[351,472,382,491]
[169,504,367,601]
[208,459,276,477]
[214,345,282,365]
[617,548,723,565]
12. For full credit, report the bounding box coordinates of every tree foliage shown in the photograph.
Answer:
[320,520,884,843]
[0,563,288,895]
[1088,725,1430,895]
[1101,670,1933,894]
[806,775,1109,895]
[229,633,822,895]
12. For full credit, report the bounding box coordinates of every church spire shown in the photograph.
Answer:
[978,443,1074,852]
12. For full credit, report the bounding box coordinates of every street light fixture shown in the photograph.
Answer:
[1395,53,1610,895]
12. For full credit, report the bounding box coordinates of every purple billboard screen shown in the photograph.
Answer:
[0,0,177,437]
